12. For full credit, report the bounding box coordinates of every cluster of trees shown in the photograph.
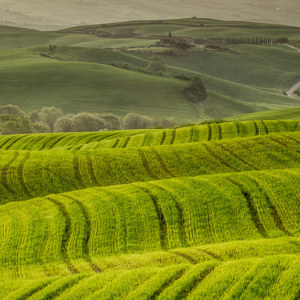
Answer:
[0,105,178,135]
[221,37,288,46]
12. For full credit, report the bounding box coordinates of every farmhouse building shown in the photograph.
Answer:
[156,32,195,47]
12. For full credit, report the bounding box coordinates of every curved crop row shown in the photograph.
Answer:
[0,120,299,151]
[0,168,299,272]
[1,255,299,299]
[0,132,300,203]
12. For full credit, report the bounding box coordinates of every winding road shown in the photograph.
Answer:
[284,44,300,97]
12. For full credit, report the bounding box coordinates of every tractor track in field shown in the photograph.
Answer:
[112,138,120,148]
[218,124,223,140]
[48,136,68,150]
[16,279,57,299]
[172,251,198,264]
[216,143,257,170]
[207,124,212,141]
[86,152,99,186]
[198,249,223,261]
[160,131,167,145]
[46,197,80,275]
[135,185,168,250]
[62,194,102,273]
[202,143,239,172]
[188,127,194,143]
[183,265,217,298]
[1,151,19,195]
[170,129,177,145]
[40,136,59,150]
[151,148,175,178]
[244,175,292,236]
[138,149,159,180]
[151,267,187,299]
[225,177,268,238]
[17,151,32,198]
[253,121,260,135]
[149,182,187,247]
[73,154,83,187]
[122,137,131,148]
[4,135,28,150]
[0,136,12,149]
[260,121,269,134]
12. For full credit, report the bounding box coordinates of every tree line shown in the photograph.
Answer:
[0,105,179,135]
[220,37,288,46]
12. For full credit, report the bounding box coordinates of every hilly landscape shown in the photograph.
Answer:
[0,7,299,299]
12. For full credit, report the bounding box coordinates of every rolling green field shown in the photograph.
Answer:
[0,118,299,298]
[0,18,299,121]
[0,17,300,298]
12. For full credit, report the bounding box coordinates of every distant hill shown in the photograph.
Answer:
[228,107,300,121]
[0,0,299,30]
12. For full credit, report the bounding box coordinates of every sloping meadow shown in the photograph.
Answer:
[0,120,299,299]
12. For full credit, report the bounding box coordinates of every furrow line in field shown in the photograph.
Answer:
[151,268,187,300]
[225,177,268,237]
[216,143,258,170]
[138,149,159,180]
[13,280,56,300]
[208,125,212,141]
[112,139,120,148]
[172,251,197,265]
[151,148,175,178]
[0,136,12,149]
[122,137,131,148]
[197,249,223,261]
[47,136,68,150]
[75,134,105,150]
[261,121,269,134]
[218,124,223,140]
[86,153,99,186]
[46,197,79,275]
[17,151,32,198]
[183,265,217,298]
[150,183,187,247]
[188,127,194,143]
[170,129,177,145]
[62,195,102,273]
[160,131,167,145]
[253,121,259,135]
[202,144,239,172]
[1,151,19,194]
[244,175,291,236]
[73,154,83,187]
[135,185,168,249]
[4,135,28,150]
[40,136,58,150]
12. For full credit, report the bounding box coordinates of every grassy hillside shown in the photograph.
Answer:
[0,43,299,121]
[0,119,298,151]
[0,48,201,122]
[0,119,299,297]
[229,107,300,121]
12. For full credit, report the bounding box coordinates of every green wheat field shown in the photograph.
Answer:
[0,119,299,298]
[0,16,299,299]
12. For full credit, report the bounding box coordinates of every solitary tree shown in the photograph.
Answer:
[183,76,207,103]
